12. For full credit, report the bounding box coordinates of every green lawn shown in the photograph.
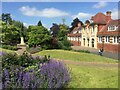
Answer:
[36,50,118,88]
[36,50,118,63]
[0,48,16,53]
[67,64,118,88]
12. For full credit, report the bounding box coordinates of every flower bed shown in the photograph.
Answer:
[1,51,71,89]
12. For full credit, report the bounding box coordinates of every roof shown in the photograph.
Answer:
[97,19,120,35]
[93,12,107,25]
[70,26,82,34]
[68,26,82,37]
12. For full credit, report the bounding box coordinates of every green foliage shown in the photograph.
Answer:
[58,24,69,41]
[2,25,20,45]
[57,24,71,50]
[58,38,72,50]
[37,20,42,26]
[2,44,18,50]
[28,26,51,49]
[2,13,12,25]
[1,13,28,45]
[73,50,90,53]
[2,52,50,69]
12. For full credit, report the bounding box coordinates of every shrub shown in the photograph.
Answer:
[58,39,72,50]
[2,45,18,51]
[2,52,49,69]
[73,50,90,53]
[39,60,71,88]
[2,60,71,89]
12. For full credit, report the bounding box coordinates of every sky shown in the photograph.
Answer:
[2,2,119,29]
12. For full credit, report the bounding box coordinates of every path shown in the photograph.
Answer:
[53,58,118,68]
[32,54,118,68]
[71,46,120,60]
[16,47,27,55]
[16,48,118,68]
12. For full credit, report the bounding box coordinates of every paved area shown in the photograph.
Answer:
[16,47,26,55]
[71,46,120,60]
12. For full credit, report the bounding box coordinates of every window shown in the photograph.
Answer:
[108,25,116,31]
[117,36,119,43]
[113,36,119,43]
[98,37,102,43]
[105,36,110,43]
[73,31,77,34]
[79,37,81,41]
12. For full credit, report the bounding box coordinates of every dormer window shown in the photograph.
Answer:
[73,31,77,34]
[108,25,116,31]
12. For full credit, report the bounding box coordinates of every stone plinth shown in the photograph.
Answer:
[17,37,26,49]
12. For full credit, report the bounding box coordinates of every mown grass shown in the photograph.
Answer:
[0,48,16,53]
[67,64,118,88]
[36,50,118,63]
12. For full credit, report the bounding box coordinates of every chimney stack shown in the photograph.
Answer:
[90,16,94,23]
[106,11,112,22]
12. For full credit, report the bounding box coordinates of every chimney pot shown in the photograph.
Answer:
[106,11,111,16]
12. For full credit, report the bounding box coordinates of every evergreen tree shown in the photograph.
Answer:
[37,20,42,26]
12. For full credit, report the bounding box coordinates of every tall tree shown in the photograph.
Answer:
[28,26,51,48]
[62,18,66,25]
[2,13,12,25]
[70,18,83,32]
[58,24,69,41]
[37,20,42,26]
[50,23,60,37]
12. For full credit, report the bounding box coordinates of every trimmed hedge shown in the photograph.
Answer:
[2,45,18,50]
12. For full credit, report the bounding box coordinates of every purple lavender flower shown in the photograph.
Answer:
[39,60,71,88]
[2,59,70,89]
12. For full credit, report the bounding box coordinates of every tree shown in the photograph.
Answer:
[70,18,83,32]
[58,24,69,41]
[62,18,66,25]
[50,23,60,37]
[1,13,28,45]
[2,24,20,45]
[37,20,42,26]
[28,26,51,49]
[2,13,12,25]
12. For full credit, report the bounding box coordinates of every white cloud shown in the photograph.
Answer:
[23,22,34,28]
[72,12,93,19]
[93,1,107,9]
[19,6,69,18]
[111,9,119,19]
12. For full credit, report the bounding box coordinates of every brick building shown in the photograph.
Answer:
[68,11,120,53]
[67,22,82,46]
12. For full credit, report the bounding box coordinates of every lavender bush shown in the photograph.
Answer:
[2,60,71,89]
[39,60,71,88]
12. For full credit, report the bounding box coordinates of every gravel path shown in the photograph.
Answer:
[53,58,118,68]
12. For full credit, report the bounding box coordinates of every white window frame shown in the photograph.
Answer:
[108,25,116,31]
[113,36,119,44]
[105,36,110,43]
[98,36,102,43]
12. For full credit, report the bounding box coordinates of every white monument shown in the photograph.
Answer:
[17,37,26,49]
[20,37,25,45]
